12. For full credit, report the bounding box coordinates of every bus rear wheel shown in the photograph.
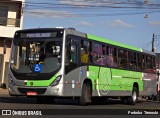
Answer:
[79,83,92,106]
[127,87,138,105]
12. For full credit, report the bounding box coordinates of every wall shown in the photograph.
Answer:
[0,0,24,88]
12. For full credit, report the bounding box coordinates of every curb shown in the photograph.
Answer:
[0,88,9,95]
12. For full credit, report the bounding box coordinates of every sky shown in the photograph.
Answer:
[23,0,160,52]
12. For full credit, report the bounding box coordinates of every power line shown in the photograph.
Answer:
[24,4,160,10]
[23,1,160,10]
[142,41,152,49]
[22,1,160,17]
[24,10,160,17]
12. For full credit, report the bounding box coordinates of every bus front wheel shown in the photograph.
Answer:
[79,83,92,106]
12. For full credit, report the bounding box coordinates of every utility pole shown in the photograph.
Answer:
[152,33,155,52]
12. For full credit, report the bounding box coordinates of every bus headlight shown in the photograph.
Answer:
[50,75,62,87]
[9,77,16,86]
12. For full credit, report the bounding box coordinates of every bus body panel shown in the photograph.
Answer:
[141,73,157,96]
[89,66,142,97]
[63,66,88,96]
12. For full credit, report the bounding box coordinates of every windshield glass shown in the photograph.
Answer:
[10,39,62,74]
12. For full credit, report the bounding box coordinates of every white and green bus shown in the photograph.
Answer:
[8,28,157,105]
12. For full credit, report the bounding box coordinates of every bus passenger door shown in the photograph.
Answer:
[64,37,81,96]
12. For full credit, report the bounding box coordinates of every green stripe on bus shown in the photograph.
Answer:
[87,34,141,52]
[26,75,57,87]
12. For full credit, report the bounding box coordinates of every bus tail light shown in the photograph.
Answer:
[50,75,62,87]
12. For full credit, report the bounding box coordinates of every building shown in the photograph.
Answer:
[0,0,24,88]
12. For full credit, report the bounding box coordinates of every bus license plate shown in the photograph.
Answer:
[27,92,37,96]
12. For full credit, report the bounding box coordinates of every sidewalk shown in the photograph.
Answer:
[0,88,9,95]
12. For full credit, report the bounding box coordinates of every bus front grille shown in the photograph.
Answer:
[18,88,47,95]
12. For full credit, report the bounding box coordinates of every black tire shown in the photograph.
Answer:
[79,83,92,106]
[127,87,138,105]
[36,96,54,104]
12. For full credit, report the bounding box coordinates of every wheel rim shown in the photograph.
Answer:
[133,91,137,102]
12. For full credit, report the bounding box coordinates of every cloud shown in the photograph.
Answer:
[149,20,160,26]
[59,0,144,7]
[24,9,79,18]
[59,0,110,7]
[110,19,134,28]
[75,21,93,27]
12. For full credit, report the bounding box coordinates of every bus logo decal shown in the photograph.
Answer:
[34,64,42,72]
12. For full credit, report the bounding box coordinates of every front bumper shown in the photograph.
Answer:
[9,84,63,96]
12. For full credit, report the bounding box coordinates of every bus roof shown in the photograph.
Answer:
[15,28,64,33]
[64,28,141,52]
[87,34,142,52]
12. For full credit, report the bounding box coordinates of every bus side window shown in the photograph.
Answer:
[146,55,152,69]
[65,40,71,64]
[118,49,128,69]
[88,41,92,63]
[145,55,155,73]
[70,41,77,63]
[92,43,105,65]
[65,38,79,74]
[101,45,107,66]
[152,56,156,69]
[137,53,145,71]
[106,46,117,67]
[128,51,137,70]
[65,38,77,64]
[81,40,89,64]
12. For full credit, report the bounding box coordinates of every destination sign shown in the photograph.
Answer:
[20,32,59,38]
[27,33,51,38]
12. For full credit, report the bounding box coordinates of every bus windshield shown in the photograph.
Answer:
[10,38,62,74]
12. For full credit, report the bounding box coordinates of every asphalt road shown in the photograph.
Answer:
[0,94,159,118]
[0,94,159,109]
